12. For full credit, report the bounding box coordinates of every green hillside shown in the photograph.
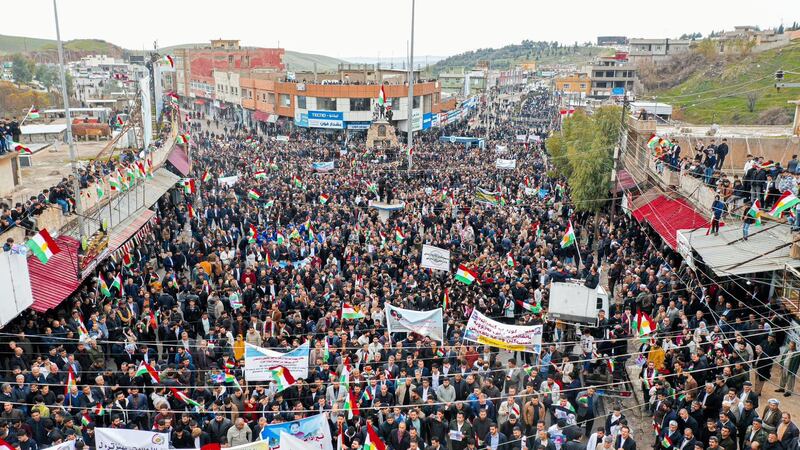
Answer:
[651,42,800,125]
[432,41,611,73]
[0,34,122,55]
[284,50,345,72]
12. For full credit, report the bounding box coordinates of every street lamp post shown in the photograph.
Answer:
[53,0,84,239]
[406,0,415,170]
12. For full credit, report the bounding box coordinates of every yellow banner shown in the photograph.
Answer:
[477,335,526,351]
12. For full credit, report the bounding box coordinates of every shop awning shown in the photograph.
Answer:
[109,209,156,254]
[632,195,710,249]
[614,169,638,194]
[253,111,270,122]
[167,146,191,176]
[29,236,84,312]
[678,223,800,276]
[194,99,206,105]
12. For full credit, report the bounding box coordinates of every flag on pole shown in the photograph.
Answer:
[320,193,330,204]
[182,179,196,194]
[26,229,61,264]
[93,403,106,416]
[747,200,763,226]
[377,85,386,106]
[343,390,359,419]
[560,221,576,248]
[98,274,112,297]
[268,366,297,392]
[506,251,516,267]
[81,412,91,426]
[187,204,196,220]
[163,55,175,68]
[202,170,213,182]
[134,361,161,383]
[341,303,365,320]
[323,339,330,362]
[291,175,304,189]
[28,106,40,120]
[247,189,261,200]
[169,387,203,410]
[455,264,479,285]
[177,134,191,144]
[66,365,77,396]
[254,170,267,180]
[516,300,542,314]
[248,224,258,243]
[149,310,158,330]
[394,227,405,243]
[634,310,655,337]
[769,191,800,217]
[443,288,450,310]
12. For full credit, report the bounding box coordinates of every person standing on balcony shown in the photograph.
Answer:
[711,195,725,236]
[715,139,729,170]
[704,150,718,185]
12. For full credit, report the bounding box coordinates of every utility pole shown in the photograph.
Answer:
[406,0,415,170]
[53,0,85,241]
[609,94,630,225]
[775,69,800,136]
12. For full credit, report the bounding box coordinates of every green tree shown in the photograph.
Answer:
[35,64,58,90]
[11,54,34,86]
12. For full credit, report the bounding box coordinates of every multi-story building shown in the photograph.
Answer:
[239,70,451,133]
[628,38,692,64]
[554,73,591,97]
[172,39,284,101]
[587,52,637,99]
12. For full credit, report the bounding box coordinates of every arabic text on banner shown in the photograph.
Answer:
[385,304,444,343]
[495,159,517,170]
[464,310,543,353]
[244,342,309,382]
[95,428,169,450]
[260,413,332,450]
[420,244,450,272]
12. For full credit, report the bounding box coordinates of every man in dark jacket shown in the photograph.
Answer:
[715,139,729,170]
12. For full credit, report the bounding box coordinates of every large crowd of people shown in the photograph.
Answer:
[0,88,797,450]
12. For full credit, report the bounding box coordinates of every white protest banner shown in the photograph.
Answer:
[464,310,543,353]
[495,159,517,170]
[260,413,333,450]
[420,244,450,272]
[217,175,240,187]
[245,342,309,382]
[515,134,528,143]
[41,442,75,450]
[385,304,444,343]
[96,428,169,450]
[311,161,335,172]
[280,432,324,450]
[495,145,508,153]
[275,135,290,142]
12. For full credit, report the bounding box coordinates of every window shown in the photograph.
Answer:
[280,94,291,107]
[297,95,307,109]
[580,83,586,89]
[268,93,275,104]
[562,83,570,89]
[350,98,370,111]
[317,97,337,111]
[412,96,420,109]
[228,55,234,64]
[391,98,402,110]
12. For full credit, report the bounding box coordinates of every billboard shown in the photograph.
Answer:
[307,111,343,129]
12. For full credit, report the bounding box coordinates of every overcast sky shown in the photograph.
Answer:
[7,0,799,59]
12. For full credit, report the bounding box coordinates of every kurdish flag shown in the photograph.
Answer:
[634,310,655,337]
[163,54,175,68]
[341,303,365,320]
[169,387,203,410]
[182,178,196,194]
[268,365,296,393]
[254,170,267,180]
[202,170,213,182]
[647,135,661,149]
[247,189,261,200]
[769,191,800,217]
[248,224,258,243]
[26,229,61,264]
[394,227,405,243]
[323,339,330,362]
[29,107,40,120]
[276,232,286,245]
[455,264,478,285]
[747,200,763,226]
[377,85,386,106]
[343,390,359,419]
[93,403,106,416]
[506,251,516,267]
[560,221,576,248]
[443,288,450,310]
[98,274,112,297]
[66,365,77,396]
[367,181,378,193]
[364,422,387,450]
[661,436,672,448]
[15,144,31,154]
[177,134,191,144]
[96,184,105,199]
[134,361,161,383]
[291,175,304,189]
[319,193,330,204]
[111,273,122,294]
[81,412,91,426]
[187,204,196,220]
[516,300,542,314]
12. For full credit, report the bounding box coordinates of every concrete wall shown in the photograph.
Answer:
[0,155,19,198]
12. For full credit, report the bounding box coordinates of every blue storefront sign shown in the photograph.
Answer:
[346,121,371,130]
[611,87,625,96]
[294,112,308,127]
[307,110,344,129]
[422,113,432,130]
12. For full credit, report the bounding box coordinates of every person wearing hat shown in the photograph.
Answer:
[760,399,782,433]
[744,418,768,449]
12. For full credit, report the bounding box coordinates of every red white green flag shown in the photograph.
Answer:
[268,365,296,392]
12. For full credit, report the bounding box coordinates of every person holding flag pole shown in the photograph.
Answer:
[560,219,582,270]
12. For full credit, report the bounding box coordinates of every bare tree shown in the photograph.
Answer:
[746,92,760,113]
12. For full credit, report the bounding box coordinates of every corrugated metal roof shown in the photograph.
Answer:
[167,146,191,176]
[678,223,800,276]
[28,236,83,312]
[108,209,155,251]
